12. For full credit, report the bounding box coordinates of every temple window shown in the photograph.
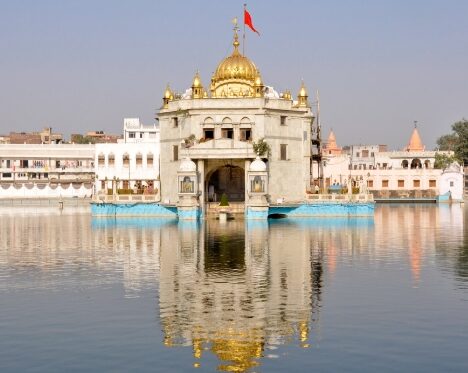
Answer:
[179,176,194,193]
[136,153,143,167]
[424,160,430,168]
[367,180,374,188]
[173,145,178,161]
[240,129,251,141]
[222,129,233,139]
[280,116,287,125]
[203,129,214,139]
[362,150,369,157]
[382,180,389,188]
[98,154,105,167]
[356,152,360,158]
[129,132,136,138]
[402,160,409,169]
[413,180,420,187]
[280,144,287,160]
[429,180,436,188]
[147,153,153,167]
[172,117,178,127]
[123,153,130,167]
[398,180,404,188]
[108,153,115,167]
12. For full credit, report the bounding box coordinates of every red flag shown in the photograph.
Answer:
[244,9,260,35]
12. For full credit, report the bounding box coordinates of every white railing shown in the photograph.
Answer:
[94,194,160,203]
[305,193,374,202]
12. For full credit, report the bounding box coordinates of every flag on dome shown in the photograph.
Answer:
[244,6,260,35]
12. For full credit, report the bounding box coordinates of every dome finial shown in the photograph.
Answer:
[233,27,240,53]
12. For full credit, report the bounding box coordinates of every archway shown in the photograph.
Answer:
[206,165,245,202]
[411,158,422,169]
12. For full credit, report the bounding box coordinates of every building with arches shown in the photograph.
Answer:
[158,28,315,214]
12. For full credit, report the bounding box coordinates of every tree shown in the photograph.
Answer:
[452,119,468,164]
[252,138,271,157]
[436,134,458,151]
[435,118,468,165]
[434,153,458,169]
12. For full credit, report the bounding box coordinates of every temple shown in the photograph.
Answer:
[158,27,317,218]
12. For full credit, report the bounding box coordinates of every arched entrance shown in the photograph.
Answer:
[206,165,245,202]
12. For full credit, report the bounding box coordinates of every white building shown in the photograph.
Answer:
[122,118,160,144]
[321,127,464,201]
[0,144,94,199]
[94,118,160,199]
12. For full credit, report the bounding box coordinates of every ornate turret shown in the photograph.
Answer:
[162,84,173,109]
[297,81,309,107]
[191,71,203,99]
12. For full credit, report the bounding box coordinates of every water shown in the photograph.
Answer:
[1,204,468,372]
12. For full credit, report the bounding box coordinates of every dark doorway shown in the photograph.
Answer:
[207,165,245,202]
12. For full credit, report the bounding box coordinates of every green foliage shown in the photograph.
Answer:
[184,134,196,148]
[436,133,458,151]
[72,134,97,144]
[434,152,459,169]
[452,119,468,164]
[252,138,271,157]
[436,118,468,164]
[219,193,229,206]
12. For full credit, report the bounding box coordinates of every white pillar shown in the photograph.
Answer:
[197,159,205,216]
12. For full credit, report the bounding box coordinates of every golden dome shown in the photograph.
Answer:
[210,30,262,98]
[192,71,202,88]
[164,84,172,99]
[212,35,259,83]
[254,74,262,86]
[298,81,308,97]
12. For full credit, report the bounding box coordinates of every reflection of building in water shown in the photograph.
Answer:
[374,204,464,285]
[159,220,324,372]
[0,209,173,296]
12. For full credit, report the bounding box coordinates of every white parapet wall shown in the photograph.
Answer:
[0,182,93,199]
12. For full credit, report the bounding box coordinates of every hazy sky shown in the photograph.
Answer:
[1,0,467,149]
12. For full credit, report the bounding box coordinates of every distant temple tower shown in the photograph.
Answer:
[405,123,425,152]
[322,130,342,155]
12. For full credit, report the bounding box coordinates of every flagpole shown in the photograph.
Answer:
[243,3,246,56]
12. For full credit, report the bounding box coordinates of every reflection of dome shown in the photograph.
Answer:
[250,157,266,172]
[179,157,197,172]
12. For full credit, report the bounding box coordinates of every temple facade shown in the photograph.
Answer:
[157,28,315,216]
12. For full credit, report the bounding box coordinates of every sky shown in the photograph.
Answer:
[0,0,467,149]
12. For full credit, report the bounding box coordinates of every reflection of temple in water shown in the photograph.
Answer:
[159,220,324,372]
[0,204,465,370]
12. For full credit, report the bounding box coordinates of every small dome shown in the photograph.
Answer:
[298,81,308,97]
[164,84,172,99]
[250,156,267,172]
[192,71,202,88]
[255,75,263,86]
[179,157,197,172]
